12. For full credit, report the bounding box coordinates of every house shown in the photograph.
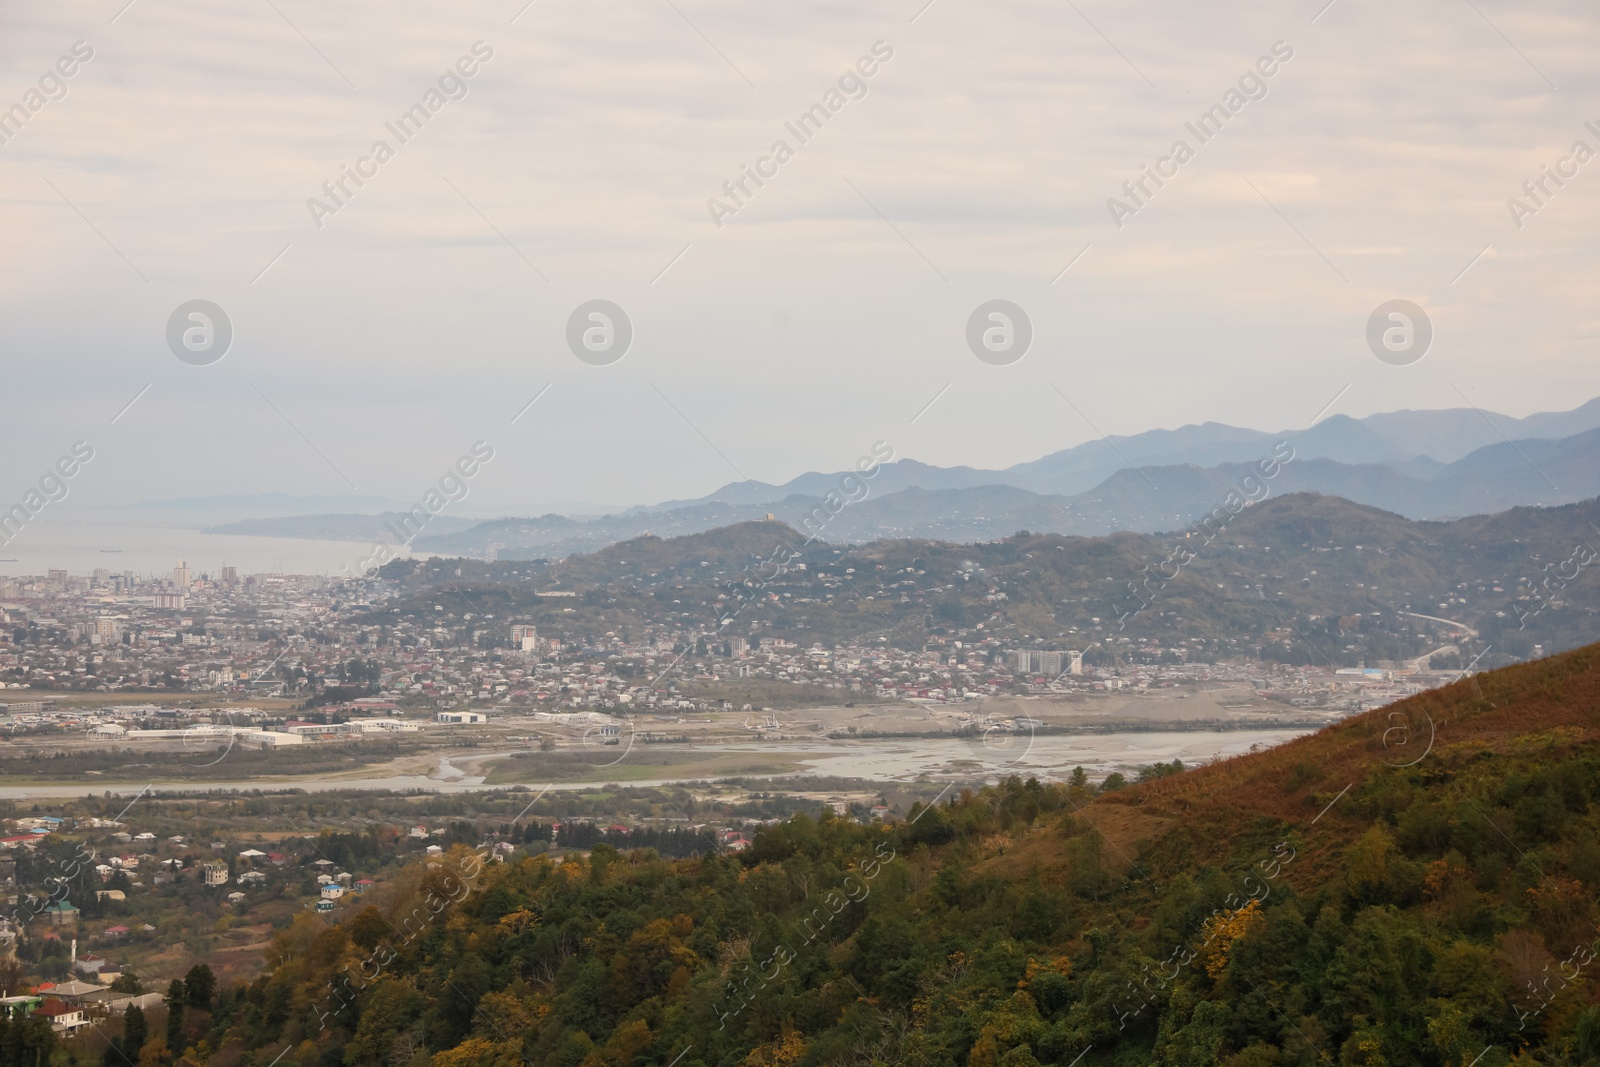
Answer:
[266,852,287,865]
[43,901,78,927]
[353,879,374,893]
[96,890,127,903]
[319,885,344,901]
[73,954,107,976]
[236,849,266,862]
[314,900,334,913]
[237,871,267,886]
[103,926,130,940]
[201,862,229,886]
[226,891,246,904]
[0,995,41,1021]
[44,980,108,1005]
[33,1000,87,1033]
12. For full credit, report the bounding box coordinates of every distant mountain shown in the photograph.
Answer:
[686,395,1600,504]
[407,423,1600,557]
[380,492,1600,670]
[205,396,1600,558]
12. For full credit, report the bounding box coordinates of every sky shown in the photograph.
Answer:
[1,0,1598,514]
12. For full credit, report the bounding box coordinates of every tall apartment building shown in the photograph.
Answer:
[1011,649,1084,675]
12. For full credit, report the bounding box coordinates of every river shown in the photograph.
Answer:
[0,726,1313,799]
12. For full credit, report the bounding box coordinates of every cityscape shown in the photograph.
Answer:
[4,0,1599,1064]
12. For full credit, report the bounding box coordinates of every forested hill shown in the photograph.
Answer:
[198,645,1600,1067]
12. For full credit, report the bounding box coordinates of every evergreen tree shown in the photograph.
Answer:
[123,1005,147,1054]
[164,980,185,1053]
[182,964,215,1011]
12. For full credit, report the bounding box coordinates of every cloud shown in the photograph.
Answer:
[0,0,1596,510]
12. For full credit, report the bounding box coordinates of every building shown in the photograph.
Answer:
[0,995,41,1021]
[1010,649,1083,675]
[285,720,360,737]
[201,862,229,886]
[434,711,486,724]
[43,901,78,927]
[510,624,538,652]
[42,980,108,1005]
[172,562,191,590]
[238,730,304,748]
[73,954,107,976]
[33,1000,87,1034]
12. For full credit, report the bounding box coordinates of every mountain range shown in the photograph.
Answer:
[201,396,1600,558]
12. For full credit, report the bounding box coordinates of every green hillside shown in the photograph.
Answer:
[172,642,1600,1066]
[374,493,1600,670]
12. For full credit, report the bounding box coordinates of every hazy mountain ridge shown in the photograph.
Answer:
[409,424,1600,557]
[379,492,1600,672]
[198,398,1600,556]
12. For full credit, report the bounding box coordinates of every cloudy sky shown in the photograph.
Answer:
[2,0,1597,512]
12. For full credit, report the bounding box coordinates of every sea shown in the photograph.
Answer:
[0,516,402,579]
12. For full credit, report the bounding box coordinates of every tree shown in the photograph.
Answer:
[111,972,144,994]
[348,908,390,953]
[165,980,186,1053]
[0,954,23,996]
[182,964,215,1011]
[123,1005,148,1054]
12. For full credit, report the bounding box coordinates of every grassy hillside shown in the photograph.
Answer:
[186,642,1600,1067]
